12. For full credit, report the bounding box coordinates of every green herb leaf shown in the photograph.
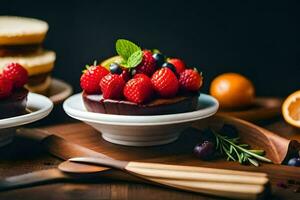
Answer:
[248,158,259,167]
[231,137,240,143]
[152,49,161,54]
[125,50,143,68]
[239,144,250,148]
[229,145,233,154]
[211,129,272,167]
[233,146,242,163]
[215,136,219,149]
[249,150,265,156]
[116,39,141,60]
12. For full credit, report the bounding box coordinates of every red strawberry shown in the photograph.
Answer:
[2,63,28,88]
[100,74,125,99]
[168,58,186,74]
[124,74,153,104]
[179,69,203,92]
[80,65,109,94]
[135,50,156,76]
[0,75,13,99]
[151,68,179,98]
[133,73,148,79]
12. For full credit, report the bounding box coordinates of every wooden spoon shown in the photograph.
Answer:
[65,157,270,200]
[193,114,300,164]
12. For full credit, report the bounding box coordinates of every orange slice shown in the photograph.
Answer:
[100,55,123,70]
[282,90,300,128]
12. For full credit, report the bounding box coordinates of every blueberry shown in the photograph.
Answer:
[162,62,177,74]
[152,53,165,67]
[288,157,300,167]
[131,69,137,76]
[220,124,239,138]
[193,141,215,160]
[109,63,122,74]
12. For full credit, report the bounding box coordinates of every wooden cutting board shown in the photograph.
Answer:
[0,121,300,200]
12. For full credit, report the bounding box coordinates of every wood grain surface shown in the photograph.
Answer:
[217,97,282,121]
[0,118,300,200]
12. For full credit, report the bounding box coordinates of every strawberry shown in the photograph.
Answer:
[100,74,125,99]
[2,63,28,88]
[179,69,203,92]
[151,68,179,98]
[80,65,109,94]
[124,74,153,104]
[0,75,13,99]
[135,50,156,76]
[168,58,186,74]
[133,73,149,79]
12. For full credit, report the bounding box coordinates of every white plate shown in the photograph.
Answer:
[48,78,73,104]
[0,93,53,147]
[63,93,219,146]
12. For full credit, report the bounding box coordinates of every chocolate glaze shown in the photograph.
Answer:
[82,92,199,115]
[0,88,28,119]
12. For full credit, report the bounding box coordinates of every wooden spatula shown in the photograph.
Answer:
[67,157,270,200]
[193,114,300,164]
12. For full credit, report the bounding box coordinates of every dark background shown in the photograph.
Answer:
[1,0,299,97]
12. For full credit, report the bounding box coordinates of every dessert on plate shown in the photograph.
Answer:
[0,63,29,119]
[80,39,203,115]
[0,16,56,95]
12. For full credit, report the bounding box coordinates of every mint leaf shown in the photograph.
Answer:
[116,39,141,60]
[125,50,143,68]
[152,49,161,54]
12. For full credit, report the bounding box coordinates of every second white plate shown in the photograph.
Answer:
[63,93,218,146]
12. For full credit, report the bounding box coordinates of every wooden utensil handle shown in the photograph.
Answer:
[16,128,52,142]
[0,169,67,191]
[148,177,267,200]
[69,158,268,199]
[127,161,267,177]
[17,128,111,160]
[125,161,269,199]
[127,165,268,185]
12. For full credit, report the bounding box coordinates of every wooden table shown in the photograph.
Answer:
[0,118,300,200]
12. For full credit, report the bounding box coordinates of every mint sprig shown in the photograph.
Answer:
[152,49,161,54]
[126,50,143,68]
[115,39,143,68]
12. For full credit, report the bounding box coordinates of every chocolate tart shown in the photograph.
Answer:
[0,88,28,119]
[82,92,199,115]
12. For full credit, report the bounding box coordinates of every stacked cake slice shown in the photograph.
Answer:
[0,16,56,94]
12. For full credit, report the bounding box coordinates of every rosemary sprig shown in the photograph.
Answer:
[212,130,272,166]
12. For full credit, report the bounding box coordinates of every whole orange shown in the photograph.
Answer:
[210,73,255,109]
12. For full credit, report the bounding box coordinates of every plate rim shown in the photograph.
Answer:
[49,78,73,104]
[0,93,53,129]
[63,93,219,126]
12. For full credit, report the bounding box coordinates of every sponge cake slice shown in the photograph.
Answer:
[0,50,56,94]
[0,16,48,45]
[0,50,55,76]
